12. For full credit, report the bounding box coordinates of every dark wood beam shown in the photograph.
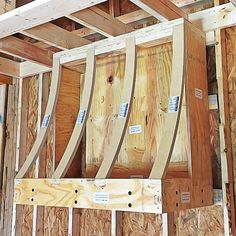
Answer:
[0,36,53,67]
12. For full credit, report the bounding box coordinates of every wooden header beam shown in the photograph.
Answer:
[0,74,13,84]
[0,57,19,77]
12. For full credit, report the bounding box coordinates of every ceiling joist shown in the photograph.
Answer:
[68,7,134,37]
[0,0,107,39]
[0,36,53,66]
[130,0,188,21]
[23,23,91,50]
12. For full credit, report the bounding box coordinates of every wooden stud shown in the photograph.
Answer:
[52,47,96,178]
[95,37,136,178]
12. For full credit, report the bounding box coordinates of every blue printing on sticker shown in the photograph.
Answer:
[76,110,86,124]
[0,114,2,124]
[42,115,50,128]
[168,96,179,113]
[119,103,128,118]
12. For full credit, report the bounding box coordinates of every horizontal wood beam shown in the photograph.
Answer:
[0,74,13,84]
[58,2,236,65]
[68,7,134,37]
[0,36,53,67]
[130,0,188,21]
[23,23,91,50]
[0,0,107,39]
[0,57,19,77]
[20,61,51,78]
[14,178,163,213]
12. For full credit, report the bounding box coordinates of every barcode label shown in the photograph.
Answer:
[195,88,203,99]
[181,192,190,203]
[93,192,109,204]
[129,125,142,134]
[119,103,128,118]
[168,96,179,113]
[76,110,86,124]
[42,115,50,128]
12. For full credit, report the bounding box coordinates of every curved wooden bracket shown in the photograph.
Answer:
[95,37,137,179]
[16,57,62,178]
[52,48,96,178]
[149,23,185,179]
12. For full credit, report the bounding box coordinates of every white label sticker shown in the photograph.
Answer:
[129,125,142,134]
[93,192,109,204]
[42,115,50,128]
[76,110,86,124]
[181,192,190,203]
[168,96,179,113]
[195,88,203,99]
[119,103,128,118]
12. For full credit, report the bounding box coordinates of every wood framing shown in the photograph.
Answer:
[14,19,213,215]
[96,37,136,178]
[0,36,53,66]
[68,7,134,37]
[0,0,107,39]
[52,48,96,178]
[149,22,185,178]
[0,57,19,77]
[130,0,187,21]
[15,57,61,178]
[23,23,91,50]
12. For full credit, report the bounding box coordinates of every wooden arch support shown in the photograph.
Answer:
[52,48,96,178]
[16,57,61,179]
[96,37,137,178]
[149,23,185,179]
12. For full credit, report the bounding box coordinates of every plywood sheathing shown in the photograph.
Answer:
[86,43,188,179]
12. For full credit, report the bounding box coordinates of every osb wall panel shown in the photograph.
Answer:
[225,26,236,204]
[122,212,162,236]
[175,205,224,236]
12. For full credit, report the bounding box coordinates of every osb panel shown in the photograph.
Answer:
[175,206,224,236]
[225,26,236,204]
[78,209,111,236]
[122,212,162,236]
[86,43,188,177]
